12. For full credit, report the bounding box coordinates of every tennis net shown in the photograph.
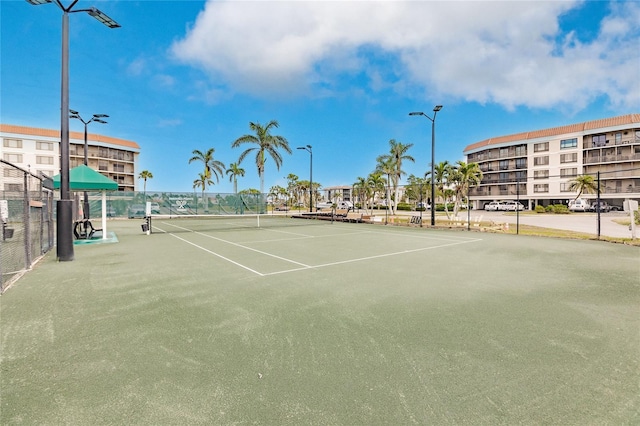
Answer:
[148,213,326,233]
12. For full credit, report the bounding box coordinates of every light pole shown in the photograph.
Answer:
[297,145,313,212]
[409,105,443,227]
[27,0,119,261]
[69,109,108,220]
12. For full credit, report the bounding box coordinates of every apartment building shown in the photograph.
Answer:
[463,114,640,210]
[1,124,140,192]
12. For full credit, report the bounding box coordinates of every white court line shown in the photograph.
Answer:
[155,222,310,269]
[153,222,482,277]
[163,232,265,276]
[262,238,482,276]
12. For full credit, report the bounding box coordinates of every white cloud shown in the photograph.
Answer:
[171,0,640,111]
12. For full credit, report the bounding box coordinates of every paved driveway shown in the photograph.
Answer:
[471,210,634,239]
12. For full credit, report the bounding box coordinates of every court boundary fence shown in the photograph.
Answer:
[0,160,54,293]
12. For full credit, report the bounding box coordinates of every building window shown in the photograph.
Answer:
[534,184,549,193]
[534,156,549,166]
[515,171,527,180]
[515,158,526,169]
[36,156,54,165]
[615,133,622,144]
[560,153,577,163]
[592,134,606,147]
[36,141,54,151]
[500,148,509,158]
[113,164,125,172]
[515,145,527,156]
[3,138,22,148]
[98,161,108,171]
[3,169,21,178]
[4,183,23,192]
[560,168,577,177]
[99,148,109,157]
[499,160,509,170]
[560,138,577,149]
[534,142,549,152]
[3,153,23,163]
[534,170,549,179]
[499,172,509,183]
[560,183,572,192]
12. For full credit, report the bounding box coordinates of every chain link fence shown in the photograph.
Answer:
[1,160,54,292]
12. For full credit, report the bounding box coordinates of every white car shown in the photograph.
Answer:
[503,201,524,211]
[568,198,590,212]
[484,201,505,211]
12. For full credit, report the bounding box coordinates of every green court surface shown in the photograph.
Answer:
[1,218,638,424]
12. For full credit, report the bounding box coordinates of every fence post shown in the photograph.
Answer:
[23,171,32,268]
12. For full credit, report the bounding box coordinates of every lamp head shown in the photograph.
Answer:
[433,105,443,112]
[93,114,109,118]
[408,112,423,116]
[94,119,108,124]
[69,109,79,115]
[25,0,52,5]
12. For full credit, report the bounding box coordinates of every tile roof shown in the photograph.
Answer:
[0,123,140,150]
[464,114,640,153]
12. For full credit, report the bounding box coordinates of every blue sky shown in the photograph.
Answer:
[2,0,639,193]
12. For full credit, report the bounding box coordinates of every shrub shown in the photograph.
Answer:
[545,205,554,213]
[396,203,412,211]
[635,210,640,225]
[535,205,546,214]
[553,204,570,214]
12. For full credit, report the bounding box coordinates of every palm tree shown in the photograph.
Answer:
[430,161,452,218]
[367,172,386,211]
[193,172,213,213]
[405,174,430,209]
[450,161,483,218]
[387,139,414,214]
[568,174,598,199]
[375,156,398,213]
[353,176,371,214]
[189,148,226,183]
[226,162,245,194]
[189,148,225,212]
[138,170,153,199]
[232,120,292,200]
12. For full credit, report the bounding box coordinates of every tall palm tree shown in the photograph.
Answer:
[353,176,371,214]
[367,172,386,211]
[375,156,399,213]
[189,148,225,212]
[450,161,483,217]
[189,148,226,183]
[568,174,598,199]
[231,120,292,198]
[193,172,213,213]
[430,161,452,218]
[388,139,414,214]
[226,162,245,194]
[138,170,153,199]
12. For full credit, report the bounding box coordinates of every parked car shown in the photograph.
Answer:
[503,201,525,211]
[484,201,505,211]
[568,198,590,212]
[588,201,611,213]
[127,204,146,218]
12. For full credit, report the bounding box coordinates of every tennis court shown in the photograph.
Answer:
[1,217,638,424]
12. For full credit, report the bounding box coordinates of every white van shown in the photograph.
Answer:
[568,198,590,212]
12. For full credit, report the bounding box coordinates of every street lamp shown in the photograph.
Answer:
[409,105,443,227]
[69,109,108,220]
[26,0,119,261]
[297,145,313,213]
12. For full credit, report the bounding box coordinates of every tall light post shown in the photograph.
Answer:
[26,0,119,261]
[69,109,108,219]
[297,145,313,212]
[409,105,443,227]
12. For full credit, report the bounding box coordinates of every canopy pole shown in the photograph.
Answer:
[101,191,107,239]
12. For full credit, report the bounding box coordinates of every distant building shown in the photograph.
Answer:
[1,124,140,192]
[463,114,640,210]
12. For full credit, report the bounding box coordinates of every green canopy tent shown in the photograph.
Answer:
[49,165,118,240]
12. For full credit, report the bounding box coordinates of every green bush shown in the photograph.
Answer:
[535,205,546,214]
[553,204,570,214]
[634,210,640,225]
[545,205,554,213]
[435,203,455,211]
[396,203,412,211]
